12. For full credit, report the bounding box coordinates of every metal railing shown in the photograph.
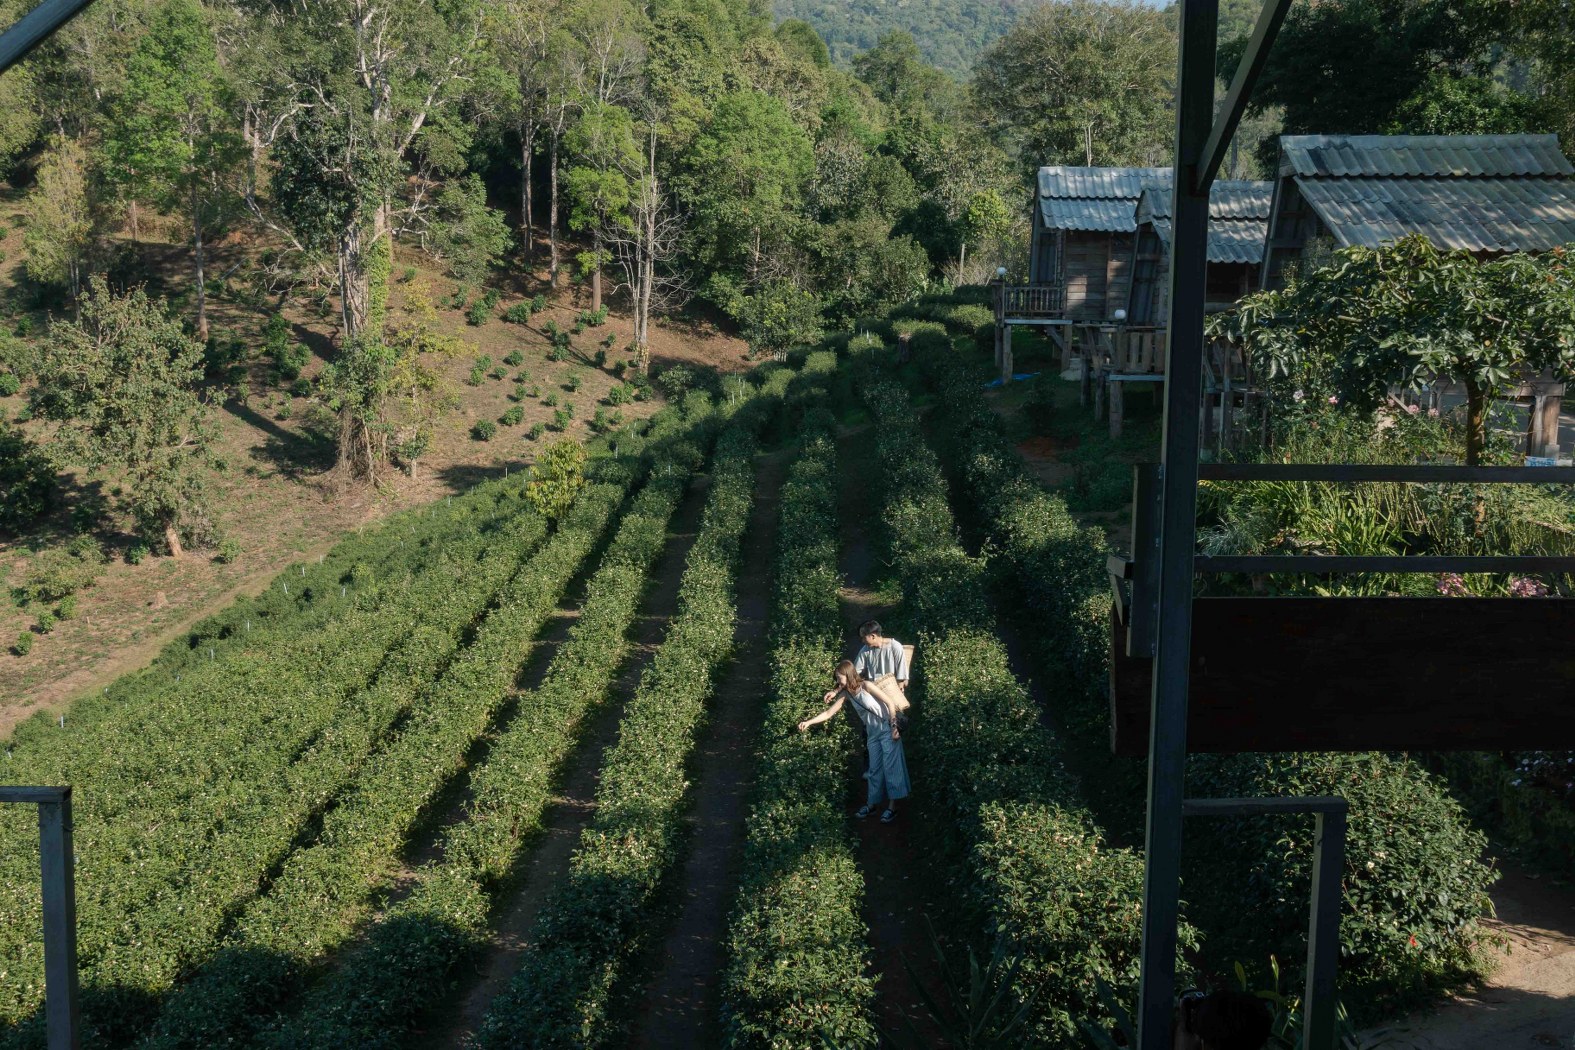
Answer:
[1,786,78,1050]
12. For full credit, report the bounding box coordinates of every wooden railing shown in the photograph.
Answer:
[995,283,1065,320]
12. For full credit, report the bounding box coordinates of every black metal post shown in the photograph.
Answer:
[0,0,99,77]
[1305,807,1346,1050]
[1136,0,1217,1043]
[2,786,78,1050]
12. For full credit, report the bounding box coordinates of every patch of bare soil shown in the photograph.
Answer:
[1359,867,1575,1050]
[626,451,786,1050]
[419,472,711,1050]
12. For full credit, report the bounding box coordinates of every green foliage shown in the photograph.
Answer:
[215,538,241,564]
[524,439,587,520]
[467,365,486,386]
[0,424,56,535]
[23,136,103,302]
[777,4,1017,76]
[551,407,571,431]
[1217,238,1575,464]
[656,364,695,399]
[126,544,150,565]
[606,383,632,406]
[526,422,546,441]
[566,371,583,392]
[974,1,1174,167]
[12,630,31,656]
[478,426,759,1048]
[251,430,698,1047]
[56,594,77,621]
[465,300,493,326]
[577,306,609,327]
[30,279,217,551]
[503,349,524,366]
[720,410,877,1048]
[35,608,57,634]
[0,372,22,397]
[502,302,532,324]
[265,315,311,383]
[425,176,510,289]
[471,419,497,441]
[499,405,524,427]
[15,536,106,605]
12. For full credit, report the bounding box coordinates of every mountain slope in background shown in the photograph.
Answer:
[775,0,1033,76]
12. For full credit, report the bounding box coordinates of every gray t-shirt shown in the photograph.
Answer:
[855,638,908,683]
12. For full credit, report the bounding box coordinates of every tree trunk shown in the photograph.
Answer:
[192,181,208,345]
[548,131,560,288]
[129,199,140,242]
[520,121,535,260]
[591,230,602,312]
[165,523,183,559]
[1465,377,1486,467]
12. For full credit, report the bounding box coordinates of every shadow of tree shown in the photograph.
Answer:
[224,398,335,481]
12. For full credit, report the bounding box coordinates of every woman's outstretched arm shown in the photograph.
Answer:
[799,694,845,732]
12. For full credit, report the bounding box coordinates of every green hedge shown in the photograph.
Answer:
[911,334,1497,1018]
[1,502,555,1047]
[476,424,762,1048]
[719,407,877,1049]
[259,442,705,1048]
[1424,752,1575,882]
[140,455,652,1049]
[858,372,1157,1043]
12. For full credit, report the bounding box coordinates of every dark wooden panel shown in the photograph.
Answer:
[1110,597,1575,755]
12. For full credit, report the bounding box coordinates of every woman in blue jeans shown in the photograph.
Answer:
[798,659,910,823]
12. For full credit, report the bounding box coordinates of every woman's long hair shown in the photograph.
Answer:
[834,659,864,695]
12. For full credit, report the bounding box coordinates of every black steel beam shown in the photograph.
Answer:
[0,0,97,77]
[0,785,71,803]
[1196,0,1295,191]
[1200,463,1575,483]
[1197,555,1575,574]
[1136,0,1217,1042]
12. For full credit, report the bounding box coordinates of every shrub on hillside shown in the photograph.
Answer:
[471,419,497,441]
[503,350,524,366]
[656,364,695,399]
[13,630,31,656]
[0,371,19,397]
[502,303,531,325]
[499,406,524,427]
[16,537,104,604]
[0,424,55,535]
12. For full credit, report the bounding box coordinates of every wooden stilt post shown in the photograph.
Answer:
[1001,324,1013,384]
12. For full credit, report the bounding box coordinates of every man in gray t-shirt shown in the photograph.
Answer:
[853,620,908,692]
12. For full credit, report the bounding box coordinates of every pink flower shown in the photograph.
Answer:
[1405,403,1420,415]
[1427,408,1439,417]
[1328,395,1339,405]
[1436,573,1470,597]
[1510,577,1550,597]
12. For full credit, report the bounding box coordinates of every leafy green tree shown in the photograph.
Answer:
[972,0,1174,167]
[425,174,512,288]
[564,101,640,312]
[1218,237,1575,465]
[1220,0,1539,165]
[682,89,813,295]
[525,437,587,519]
[23,136,104,311]
[103,0,241,344]
[29,279,218,554]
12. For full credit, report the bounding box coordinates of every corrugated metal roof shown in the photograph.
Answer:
[1147,216,1268,265]
[1281,134,1575,179]
[1296,177,1575,252]
[1039,196,1140,232]
[1037,165,1171,201]
[1139,180,1272,221]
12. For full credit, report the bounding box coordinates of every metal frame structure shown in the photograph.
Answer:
[0,0,98,76]
[1141,0,1573,1044]
[0,787,79,1050]
[1183,797,1347,1050]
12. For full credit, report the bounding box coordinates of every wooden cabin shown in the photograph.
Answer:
[1127,179,1272,325]
[1030,166,1170,321]
[1262,133,1575,289]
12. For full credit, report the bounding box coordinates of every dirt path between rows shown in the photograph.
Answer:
[832,430,951,1048]
[626,450,787,1049]
[416,475,713,1050]
[1359,866,1575,1049]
